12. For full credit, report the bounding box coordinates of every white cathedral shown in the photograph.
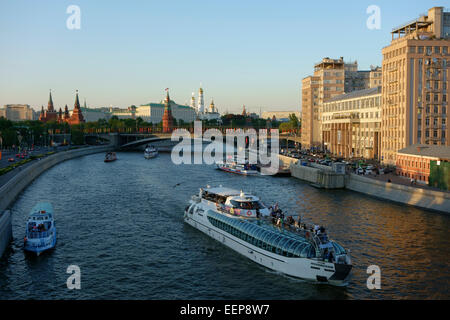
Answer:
[191,87,221,121]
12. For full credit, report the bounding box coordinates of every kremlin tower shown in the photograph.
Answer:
[67,90,85,125]
[197,86,204,114]
[39,90,58,122]
[39,90,85,125]
[209,99,216,113]
[190,92,196,110]
[162,89,174,133]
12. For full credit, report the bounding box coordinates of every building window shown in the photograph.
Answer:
[435,46,441,54]
[426,47,432,55]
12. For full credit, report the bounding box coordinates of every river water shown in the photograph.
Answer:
[0,152,449,299]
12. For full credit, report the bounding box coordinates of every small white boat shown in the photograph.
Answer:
[104,152,117,162]
[144,145,158,159]
[24,202,56,256]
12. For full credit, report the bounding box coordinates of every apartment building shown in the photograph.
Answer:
[322,87,382,160]
[301,57,345,148]
[301,58,381,150]
[381,6,450,165]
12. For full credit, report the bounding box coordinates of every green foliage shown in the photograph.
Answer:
[0,158,32,176]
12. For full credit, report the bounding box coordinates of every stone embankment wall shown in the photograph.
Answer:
[0,210,12,258]
[289,162,345,189]
[346,173,450,213]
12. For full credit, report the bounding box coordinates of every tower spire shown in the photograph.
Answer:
[48,89,54,111]
[74,90,80,110]
[162,88,174,133]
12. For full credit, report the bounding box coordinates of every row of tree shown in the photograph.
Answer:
[0,113,301,148]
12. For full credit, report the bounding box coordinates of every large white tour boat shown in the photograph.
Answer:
[184,186,352,286]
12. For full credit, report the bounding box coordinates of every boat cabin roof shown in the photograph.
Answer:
[29,202,54,218]
[228,193,260,202]
[203,187,240,197]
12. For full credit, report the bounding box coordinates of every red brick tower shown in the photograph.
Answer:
[64,105,70,120]
[162,89,174,133]
[67,90,85,125]
[58,107,63,123]
[38,106,45,122]
[44,90,58,122]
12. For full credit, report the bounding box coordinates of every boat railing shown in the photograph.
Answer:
[261,216,330,258]
[27,230,51,239]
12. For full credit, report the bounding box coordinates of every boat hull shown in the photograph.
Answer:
[144,152,158,159]
[24,232,56,256]
[184,206,351,286]
[216,165,258,176]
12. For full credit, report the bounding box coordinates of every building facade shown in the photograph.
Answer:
[396,144,450,184]
[301,58,346,149]
[136,98,197,124]
[0,104,35,121]
[344,62,382,93]
[381,6,450,165]
[322,87,382,159]
[300,75,321,148]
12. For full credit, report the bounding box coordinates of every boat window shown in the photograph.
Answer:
[230,200,265,210]
[331,241,346,255]
[269,235,282,247]
[292,243,306,257]
[300,245,311,258]
[307,246,316,258]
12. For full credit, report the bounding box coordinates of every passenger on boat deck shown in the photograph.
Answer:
[286,216,295,225]
[328,250,334,263]
[276,217,283,227]
[323,249,329,261]
[314,225,320,235]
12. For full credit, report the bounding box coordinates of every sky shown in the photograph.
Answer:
[0,0,443,114]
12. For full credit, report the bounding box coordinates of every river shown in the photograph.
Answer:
[0,152,448,299]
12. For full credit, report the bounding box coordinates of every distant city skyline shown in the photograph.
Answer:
[0,0,441,113]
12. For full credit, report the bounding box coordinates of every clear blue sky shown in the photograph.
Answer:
[0,0,441,114]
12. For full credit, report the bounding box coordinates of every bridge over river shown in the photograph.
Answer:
[85,131,300,151]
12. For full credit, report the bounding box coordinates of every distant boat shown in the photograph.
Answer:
[104,152,117,162]
[216,157,258,176]
[24,202,56,256]
[144,145,158,159]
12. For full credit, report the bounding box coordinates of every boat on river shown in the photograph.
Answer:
[104,152,117,162]
[184,186,352,286]
[24,202,56,256]
[144,145,158,159]
[216,157,258,176]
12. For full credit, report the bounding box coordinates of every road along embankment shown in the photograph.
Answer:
[0,145,113,258]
